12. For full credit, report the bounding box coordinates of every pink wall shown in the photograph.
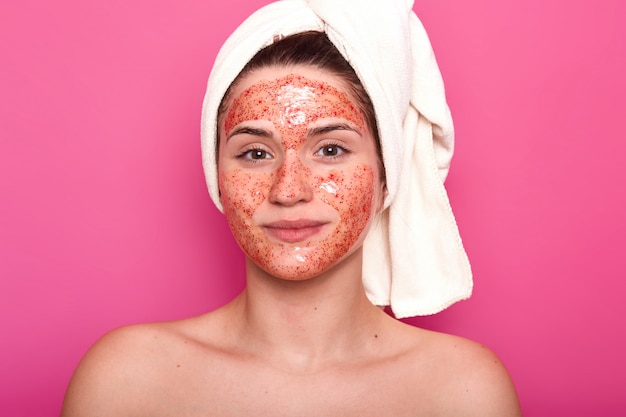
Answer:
[1,0,624,415]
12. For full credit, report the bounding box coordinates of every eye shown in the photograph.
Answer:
[237,147,273,161]
[315,143,348,158]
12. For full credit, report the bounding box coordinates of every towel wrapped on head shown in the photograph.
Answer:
[201,0,472,318]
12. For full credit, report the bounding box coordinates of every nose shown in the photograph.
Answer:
[268,152,313,206]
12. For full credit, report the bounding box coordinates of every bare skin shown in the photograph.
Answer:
[61,66,522,417]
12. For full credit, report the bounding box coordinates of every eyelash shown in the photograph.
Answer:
[236,146,273,162]
[234,142,350,163]
[315,142,351,159]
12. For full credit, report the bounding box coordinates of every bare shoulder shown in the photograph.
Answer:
[401,326,522,416]
[61,322,173,416]
[60,314,221,417]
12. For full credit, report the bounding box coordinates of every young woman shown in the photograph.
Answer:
[62,1,521,416]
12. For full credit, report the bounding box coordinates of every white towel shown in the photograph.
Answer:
[201,0,472,318]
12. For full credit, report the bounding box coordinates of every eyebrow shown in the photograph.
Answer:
[226,126,274,141]
[307,123,362,137]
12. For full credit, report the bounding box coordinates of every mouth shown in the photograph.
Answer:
[263,219,328,243]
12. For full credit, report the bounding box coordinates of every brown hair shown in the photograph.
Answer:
[217,31,382,171]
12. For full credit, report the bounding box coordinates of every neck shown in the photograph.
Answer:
[228,248,385,372]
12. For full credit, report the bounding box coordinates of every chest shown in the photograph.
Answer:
[150,359,439,417]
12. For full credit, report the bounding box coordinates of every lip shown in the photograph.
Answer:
[263,219,328,243]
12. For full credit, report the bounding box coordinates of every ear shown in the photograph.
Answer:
[376,182,388,213]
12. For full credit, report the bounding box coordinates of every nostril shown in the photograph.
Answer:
[268,159,313,204]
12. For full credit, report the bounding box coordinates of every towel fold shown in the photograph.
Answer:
[201,0,472,317]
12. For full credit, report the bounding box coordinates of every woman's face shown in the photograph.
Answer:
[218,65,384,280]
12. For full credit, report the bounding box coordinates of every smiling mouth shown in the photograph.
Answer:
[263,219,327,243]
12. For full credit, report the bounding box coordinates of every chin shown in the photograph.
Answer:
[249,243,361,281]
[256,257,332,281]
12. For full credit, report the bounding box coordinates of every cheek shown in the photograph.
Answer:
[315,166,374,207]
[219,169,270,221]
[315,166,375,243]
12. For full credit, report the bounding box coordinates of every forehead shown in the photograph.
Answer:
[226,65,356,110]
[223,65,364,135]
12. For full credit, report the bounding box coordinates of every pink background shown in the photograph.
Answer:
[1,0,625,415]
